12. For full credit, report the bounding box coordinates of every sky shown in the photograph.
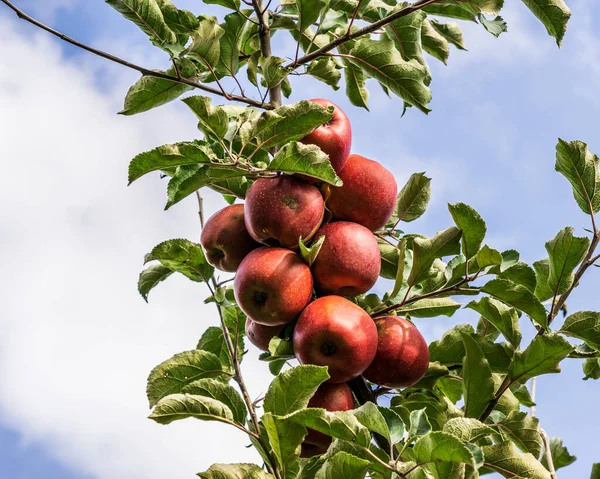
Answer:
[0,1,599,478]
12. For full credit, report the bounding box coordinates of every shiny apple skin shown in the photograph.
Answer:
[234,247,314,326]
[293,296,378,383]
[300,98,352,175]
[305,382,355,447]
[245,318,285,352]
[327,154,398,232]
[363,316,430,388]
[200,204,260,272]
[311,221,381,297]
[244,176,325,249]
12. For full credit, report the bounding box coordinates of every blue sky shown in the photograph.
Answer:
[0,1,599,478]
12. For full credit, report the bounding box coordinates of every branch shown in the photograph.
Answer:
[0,0,269,109]
[284,0,441,70]
[252,0,282,106]
[541,429,558,479]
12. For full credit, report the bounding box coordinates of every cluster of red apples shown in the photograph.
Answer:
[201,99,430,456]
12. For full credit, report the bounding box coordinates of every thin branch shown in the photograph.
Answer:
[284,0,441,70]
[347,0,364,33]
[252,0,282,106]
[0,0,269,109]
[530,377,537,418]
[541,428,558,479]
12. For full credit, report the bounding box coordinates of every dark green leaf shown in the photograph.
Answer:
[510,383,536,407]
[187,16,225,68]
[391,172,432,224]
[296,0,327,32]
[268,142,342,185]
[540,437,576,470]
[500,262,537,293]
[259,56,287,88]
[461,332,494,418]
[107,0,177,44]
[315,451,369,479]
[509,334,573,383]
[147,350,226,406]
[533,258,554,301]
[216,12,249,78]
[182,96,230,139]
[443,417,494,442]
[119,60,196,115]
[495,411,542,457]
[408,227,461,285]
[384,6,427,65]
[545,227,590,296]
[560,311,600,350]
[474,245,503,269]
[149,393,234,425]
[397,298,461,318]
[413,431,479,469]
[197,326,244,375]
[261,413,304,478]
[307,57,342,90]
[430,20,467,50]
[421,19,449,64]
[583,358,600,380]
[144,238,214,282]
[390,239,407,299]
[423,3,477,21]
[481,441,551,478]
[138,264,174,302]
[467,297,522,347]
[181,378,247,424]
[347,38,432,113]
[263,365,329,416]
[481,278,548,329]
[409,408,432,438]
[448,202,486,259]
[555,139,600,214]
[521,0,571,47]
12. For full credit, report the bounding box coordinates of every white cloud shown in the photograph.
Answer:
[0,16,272,479]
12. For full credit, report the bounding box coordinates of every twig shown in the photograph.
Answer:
[541,428,558,479]
[530,377,537,418]
[0,0,268,109]
[284,0,442,70]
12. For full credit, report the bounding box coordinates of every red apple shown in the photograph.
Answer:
[244,176,325,249]
[234,247,314,326]
[200,204,260,272]
[300,98,352,175]
[293,296,378,383]
[327,154,398,232]
[311,221,381,296]
[305,383,355,447]
[363,316,430,388]
[245,318,284,352]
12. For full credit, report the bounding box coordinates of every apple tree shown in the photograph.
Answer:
[4,0,599,477]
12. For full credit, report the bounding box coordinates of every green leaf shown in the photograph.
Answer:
[144,239,214,282]
[149,393,235,425]
[583,358,600,380]
[478,14,508,37]
[443,418,494,442]
[467,297,522,347]
[343,62,370,109]
[106,0,177,44]
[197,326,244,376]
[510,383,536,407]
[489,249,521,274]
[482,441,551,478]
[474,245,503,269]
[299,235,326,267]
[509,333,573,383]
[421,19,450,64]
[481,278,548,329]
[259,56,287,89]
[453,0,503,15]
[409,408,433,438]
[448,203,486,259]
[138,264,174,302]
[254,100,333,149]
[521,0,570,46]
[413,431,479,471]
[166,165,247,209]
[147,350,227,407]
[315,451,369,479]
[347,38,432,113]
[198,463,275,479]
[263,365,329,416]
[119,60,196,115]
[378,238,402,279]
[182,96,229,140]
[560,311,600,350]
[423,3,477,21]
[215,12,249,78]
[390,239,407,299]
[391,172,432,224]
[545,227,590,296]
[593,464,600,479]
[296,0,327,32]
[533,259,554,301]
[408,227,462,285]
[555,139,600,214]
[158,1,199,35]
[288,408,371,447]
[261,413,305,478]
[499,262,537,293]
[307,57,342,90]
[384,6,427,65]
[392,390,461,431]
[540,437,576,470]
[461,332,494,418]
[495,411,542,457]
[268,142,342,185]
[187,16,225,68]
[430,20,467,50]
[128,141,219,183]
[181,378,247,424]
[397,298,461,318]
